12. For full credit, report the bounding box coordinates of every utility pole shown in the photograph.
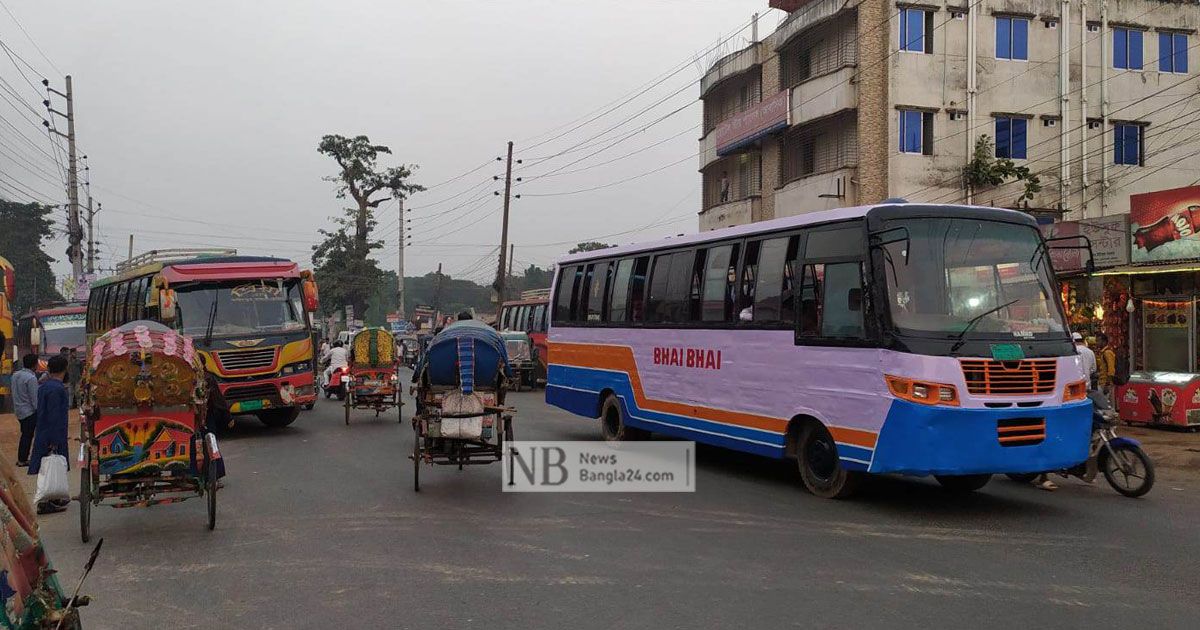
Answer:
[44,76,82,281]
[127,234,134,260]
[508,243,514,279]
[495,141,515,304]
[86,198,96,275]
[396,197,406,319]
[432,262,444,325]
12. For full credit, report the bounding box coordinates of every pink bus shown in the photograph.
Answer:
[546,202,1092,498]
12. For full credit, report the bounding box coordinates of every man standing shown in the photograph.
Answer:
[1073,332,1097,387]
[10,354,39,467]
[66,348,82,408]
[29,355,70,513]
[1096,333,1118,398]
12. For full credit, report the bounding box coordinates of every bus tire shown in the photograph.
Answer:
[258,407,299,428]
[796,423,859,499]
[599,395,647,441]
[935,474,992,493]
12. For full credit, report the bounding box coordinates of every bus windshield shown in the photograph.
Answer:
[39,313,86,351]
[175,279,305,337]
[879,217,1067,339]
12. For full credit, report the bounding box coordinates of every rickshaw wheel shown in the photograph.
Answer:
[344,392,351,426]
[412,432,421,492]
[204,437,218,531]
[79,456,92,544]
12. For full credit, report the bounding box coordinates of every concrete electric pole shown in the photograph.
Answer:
[397,197,406,319]
[44,76,82,281]
[495,141,515,304]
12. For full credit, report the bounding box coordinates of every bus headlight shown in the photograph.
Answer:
[885,375,960,406]
[1063,380,1088,402]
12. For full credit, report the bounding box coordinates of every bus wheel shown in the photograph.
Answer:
[935,474,992,493]
[600,395,647,441]
[258,407,299,428]
[796,423,859,499]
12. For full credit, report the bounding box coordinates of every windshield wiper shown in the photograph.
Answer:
[203,296,219,348]
[949,299,1020,354]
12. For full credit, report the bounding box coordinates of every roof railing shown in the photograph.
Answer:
[116,248,239,273]
[519,288,551,300]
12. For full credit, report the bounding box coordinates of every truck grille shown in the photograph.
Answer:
[960,359,1056,396]
[215,348,277,372]
[997,418,1045,447]
[224,383,278,403]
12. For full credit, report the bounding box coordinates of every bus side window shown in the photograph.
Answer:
[752,237,790,323]
[585,261,610,323]
[700,245,734,322]
[739,241,760,322]
[553,265,581,324]
[520,305,531,331]
[646,254,673,323]
[608,259,633,322]
[576,265,595,322]
[798,264,822,337]
[798,262,864,339]
[113,282,129,328]
[628,256,649,322]
[663,251,693,323]
[689,249,706,321]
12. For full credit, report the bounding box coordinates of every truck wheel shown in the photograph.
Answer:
[258,407,299,428]
[796,423,860,499]
[599,395,647,441]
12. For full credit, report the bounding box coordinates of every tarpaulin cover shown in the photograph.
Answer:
[416,320,511,389]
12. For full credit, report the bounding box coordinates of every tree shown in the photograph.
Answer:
[963,135,1042,205]
[569,242,614,254]
[0,199,63,314]
[314,134,424,317]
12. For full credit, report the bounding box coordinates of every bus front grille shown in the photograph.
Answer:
[224,383,279,403]
[215,348,277,372]
[960,359,1057,396]
[997,418,1046,447]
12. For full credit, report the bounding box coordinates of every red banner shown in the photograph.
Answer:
[715,91,790,155]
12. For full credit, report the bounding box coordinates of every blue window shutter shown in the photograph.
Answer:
[908,10,925,52]
[996,18,1011,59]
[1012,119,1027,159]
[995,117,1011,158]
[902,111,923,153]
[899,10,907,50]
[1175,34,1188,73]
[1113,126,1124,164]
[1160,32,1173,71]
[1115,29,1127,69]
[1013,19,1028,60]
[1127,126,1141,165]
[1130,30,1144,69]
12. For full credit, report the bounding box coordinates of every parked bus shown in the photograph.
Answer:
[546,202,1092,498]
[16,302,87,368]
[497,290,549,384]
[87,250,320,429]
[0,256,13,410]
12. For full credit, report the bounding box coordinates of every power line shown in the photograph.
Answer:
[0,0,61,75]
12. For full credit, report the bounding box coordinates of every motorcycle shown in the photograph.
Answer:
[1008,390,1155,497]
[323,365,350,401]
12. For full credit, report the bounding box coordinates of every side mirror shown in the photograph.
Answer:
[847,288,863,312]
[302,278,319,313]
[1085,258,1096,275]
[159,289,177,322]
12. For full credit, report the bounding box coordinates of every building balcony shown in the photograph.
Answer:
[699,130,717,170]
[700,45,761,98]
[789,66,856,126]
[767,0,851,50]
[699,196,761,231]
[774,167,857,217]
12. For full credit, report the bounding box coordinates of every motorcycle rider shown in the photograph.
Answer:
[322,340,349,387]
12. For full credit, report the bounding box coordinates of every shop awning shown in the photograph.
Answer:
[1093,260,1200,276]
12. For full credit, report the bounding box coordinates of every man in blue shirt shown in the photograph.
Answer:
[29,355,70,513]
[10,354,40,467]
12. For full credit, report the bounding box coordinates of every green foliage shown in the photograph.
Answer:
[314,134,424,317]
[962,135,1042,204]
[0,199,63,314]
[568,242,614,254]
[360,265,554,326]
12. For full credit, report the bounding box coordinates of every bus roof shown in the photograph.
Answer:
[92,256,299,288]
[22,303,86,318]
[501,297,549,307]
[555,202,1035,265]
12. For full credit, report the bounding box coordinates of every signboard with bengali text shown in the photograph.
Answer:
[1039,215,1130,273]
[714,90,790,156]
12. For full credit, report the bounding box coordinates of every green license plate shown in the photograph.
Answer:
[239,399,264,411]
[990,343,1026,361]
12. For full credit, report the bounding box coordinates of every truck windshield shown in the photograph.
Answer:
[879,217,1067,339]
[175,279,305,337]
[39,313,86,352]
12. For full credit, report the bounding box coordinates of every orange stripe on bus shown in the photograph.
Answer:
[550,341,878,448]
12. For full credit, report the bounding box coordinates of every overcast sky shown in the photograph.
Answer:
[1,0,781,287]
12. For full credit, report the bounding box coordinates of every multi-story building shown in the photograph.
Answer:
[698,0,1200,231]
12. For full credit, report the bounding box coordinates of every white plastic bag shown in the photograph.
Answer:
[34,454,70,504]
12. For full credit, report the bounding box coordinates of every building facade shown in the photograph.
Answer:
[698,0,1200,231]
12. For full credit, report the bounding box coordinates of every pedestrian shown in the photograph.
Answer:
[10,354,40,467]
[1096,333,1118,399]
[66,347,82,408]
[1073,332,1097,388]
[28,355,71,514]
[719,171,730,203]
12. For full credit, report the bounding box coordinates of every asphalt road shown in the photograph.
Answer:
[37,374,1200,629]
